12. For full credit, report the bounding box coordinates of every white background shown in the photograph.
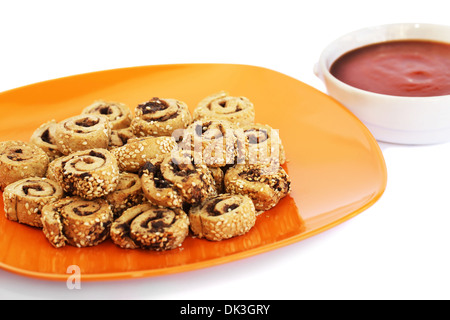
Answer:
[1,0,450,300]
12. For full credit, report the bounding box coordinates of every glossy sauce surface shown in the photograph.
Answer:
[330,40,450,97]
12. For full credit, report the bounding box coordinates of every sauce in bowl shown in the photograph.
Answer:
[330,40,450,97]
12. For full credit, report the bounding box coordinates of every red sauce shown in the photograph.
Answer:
[330,40,450,97]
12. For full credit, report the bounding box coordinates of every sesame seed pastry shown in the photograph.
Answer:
[30,120,63,161]
[160,151,217,206]
[3,177,64,228]
[189,193,256,241]
[193,91,255,126]
[41,197,113,248]
[108,127,136,149]
[110,136,177,173]
[54,114,111,155]
[51,149,120,200]
[179,119,237,167]
[131,97,192,137]
[235,123,286,166]
[82,100,132,130]
[110,203,190,251]
[106,172,145,219]
[0,141,49,191]
[224,163,291,212]
[139,160,184,209]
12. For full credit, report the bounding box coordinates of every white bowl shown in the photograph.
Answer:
[315,23,450,145]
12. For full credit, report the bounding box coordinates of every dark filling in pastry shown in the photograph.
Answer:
[206,197,239,216]
[41,129,52,144]
[116,176,137,191]
[170,160,197,177]
[22,184,44,195]
[138,98,169,114]
[154,168,171,188]
[72,204,97,216]
[137,98,180,122]
[238,167,288,192]
[76,117,100,128]
[79,172,91,179]
[245,129,268,144]
[154,112,179,122]
[141,209,175,233]
[99,106,114,115]
[89,150,106,159]
[7,148,31,161]
[195,122,226,140]
[239,168,263,181]
[96,220,112,239]
[140,162,172,189]
[139,162,156,177]
[117,132,132,145]
[216,99,243,112]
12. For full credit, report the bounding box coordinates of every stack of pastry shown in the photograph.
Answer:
[1,93,291,251]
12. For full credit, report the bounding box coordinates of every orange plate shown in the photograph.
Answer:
[0,63,387,281]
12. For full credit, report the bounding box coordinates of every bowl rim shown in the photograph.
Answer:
[317,22,450,101]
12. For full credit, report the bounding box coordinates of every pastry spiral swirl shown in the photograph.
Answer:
[193,91,255,126]
[189,193,256,241]
[30,120,63,161]
[236,123,286,166]
[106,172,145,218]
[41,197,113,248]
[82,100,132,130]
[179,119,237,167]
[110,203,189,251]
[3,177,64,228]
[131,97,192,137]
[0,141,49,191]
[159,151,217,205]
[52,149,120,200]
[140,160,184,209]
[224,164,291,211]
[55,114,111,155]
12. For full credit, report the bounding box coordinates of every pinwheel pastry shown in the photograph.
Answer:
[111,136,177,173]
[54,114,111,155]
[158,151,217,206]
[110,203,190,251]
[139,160,184,209]
[131,97,192,137]
[50,148,120,200]
[3,177,64,228]
[82,100,132,130]
[41,197,113,248]
[235,123,286,166]
[189,193,256,241]
[178,119,237,167]
[224,163,291,211]
[30,120,63,161]
[106,172,145,218]
[193,91,255,126]
[0,140,49,191]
